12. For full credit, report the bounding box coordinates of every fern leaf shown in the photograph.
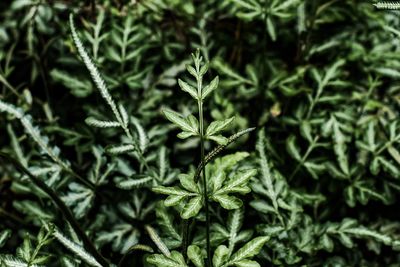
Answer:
[257,130,279,213]
[53,228,103,267]
[145,225,171,257]
[0,100,70,170]
[69,14,123,126]
[131,116,148,153]
[374,2,400,9]
[85,117,120,128]
[0,255,40,267]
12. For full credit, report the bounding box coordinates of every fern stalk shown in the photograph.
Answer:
[194,53,212,266]
[198,99,211,267]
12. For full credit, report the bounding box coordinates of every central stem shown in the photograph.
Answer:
[198,100,211,267]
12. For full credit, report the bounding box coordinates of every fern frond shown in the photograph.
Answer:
[257,129,279,214]
[53,227,103,267]
[69,14,123,126]
[85,117,120,128]
[0,255,39,267]
[373,1,400,9]
[145,225,171,257]
[0,100,70,170]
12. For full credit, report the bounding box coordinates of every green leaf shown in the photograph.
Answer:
[202,76,219,99]
[207,135,229,145]
[181,196,203,219]
[220,169,257,193]
[0,230,11,248]
[332,119,349,176]
[179,174,199,193]
[266,17,276,41]
[152,186,192,196]
[178,79,198,100]
[233,259,260,267]
[145,225,170,257]
[115,175,153,189]
[52,227,102,267]
[229,236,269,264]
[286,135,301,161]
[106,144,135,155]
[212,194,242,210]
[147,252,188,267]
[163,109,198,135]
[213,245,229,267]
[212,170,226,192]
[187,245,204,267]
[206,117,235,137]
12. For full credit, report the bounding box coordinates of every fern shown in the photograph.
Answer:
[52,227,103,267]
[374,1,400,9]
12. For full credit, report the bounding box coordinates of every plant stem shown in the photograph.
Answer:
[198,100,211,267]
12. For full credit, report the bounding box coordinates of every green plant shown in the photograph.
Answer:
[1,1,400,266]
[150,50,261,266]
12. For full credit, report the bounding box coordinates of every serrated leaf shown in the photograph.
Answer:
[233,259,260,267]
[286,135,301,161]
[145,225,170,257]
[213,194,242,210]
[146,254,184,267]
[179,174,199,193]
[187,245,204,267]
[207,135,229,145]
[118,104,129,128]
[115,175,153,189]
[163,109,198,134]
[53,228,102,267]
[131,117,148,152]
[229,236,269,264]
[178,79,198,99]
[206,117,235,137]
[106,144,135,155]
[202,76,219,99]
[213,245,229,267]
[181,196,203,219]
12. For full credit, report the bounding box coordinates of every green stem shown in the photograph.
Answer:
[198,100,211,267]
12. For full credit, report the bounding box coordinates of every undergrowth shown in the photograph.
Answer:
[1,0,400,266]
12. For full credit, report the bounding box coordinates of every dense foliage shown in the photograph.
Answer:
[1,0,400,266]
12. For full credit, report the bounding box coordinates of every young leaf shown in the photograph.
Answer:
[146,251,188,267]
[187,245,204,267]
[52,227,103,267]
[178,79,198,100]
[163,109,198,135]
[181,196,203,219]
[202,76,219,99]
[85,117,120,128]
[212,194,242,210]
[145,225,170,257]
[228,236,269,264]
[0,230,11,248]
[206,117,235,137]
[212,245,229,267]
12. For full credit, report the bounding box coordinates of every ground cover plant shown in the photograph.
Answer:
[1,0,400,266]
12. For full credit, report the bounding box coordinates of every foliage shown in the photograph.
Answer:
[1,0,400,266]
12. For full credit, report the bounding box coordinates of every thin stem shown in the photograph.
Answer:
[198,100,211,267]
